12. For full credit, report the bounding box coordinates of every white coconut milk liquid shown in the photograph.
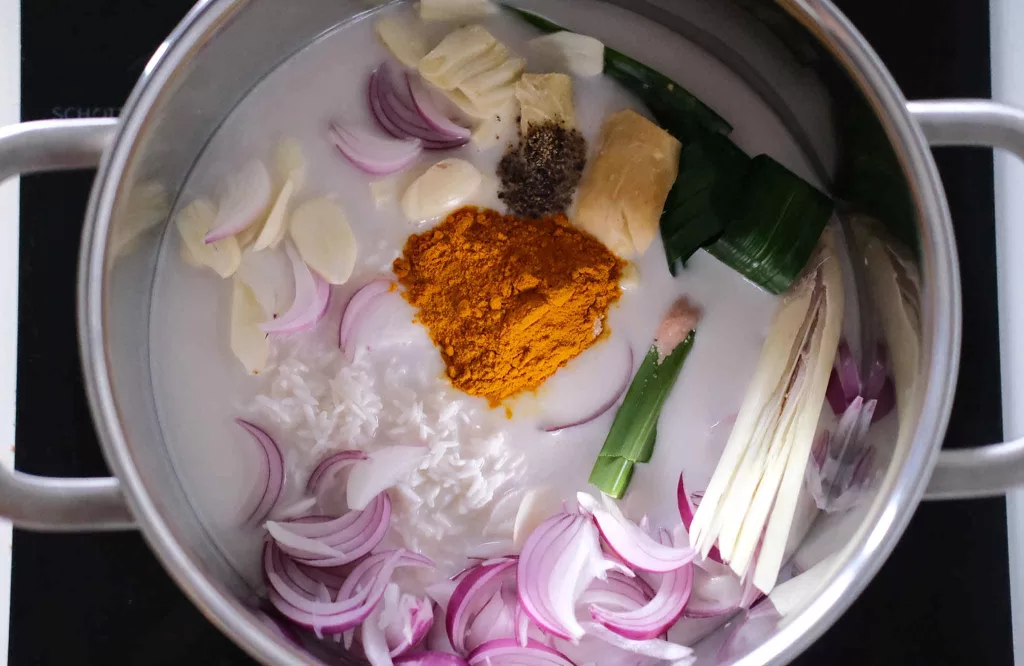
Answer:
[150,0,826,583]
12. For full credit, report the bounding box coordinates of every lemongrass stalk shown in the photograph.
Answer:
[690,226,844,593]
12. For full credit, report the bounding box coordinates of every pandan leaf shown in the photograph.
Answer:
[661,133,750,272]
[707,156,834,294]
[590,333,696,497]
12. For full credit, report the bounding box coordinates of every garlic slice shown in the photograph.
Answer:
[375,15,430,69]
[289,197,357,285]
[230,278,270,375]
[516,73,575,133]
[690,227,844,593]
[528,32,605,78]
[275,138,308,191]
[252,178,295,251]
[175,198,241,278]
[236,248,295,319]
[419,0,498,21]
[206,159,272,244]
[419,26,504,91]
[401,158,483,221]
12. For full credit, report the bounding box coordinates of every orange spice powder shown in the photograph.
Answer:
[393,206,624,406]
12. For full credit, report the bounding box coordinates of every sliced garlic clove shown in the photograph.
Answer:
[205,159,272,244]
[235,217,263,249]
[516,72,576,133]
[289,197,357,285]
[175,198,242,277]
[230,278,270,376]
[529,32,605,78]
[401,158,483,221]
[375,15,430,68]
[419,0,497,21]
[275,138,308,191]
[236,247,295,319]
[252,178,295,251]
[460,57,526,102]
[419,25,501,91]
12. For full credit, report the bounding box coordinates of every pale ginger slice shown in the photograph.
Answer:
[574,109,681,257]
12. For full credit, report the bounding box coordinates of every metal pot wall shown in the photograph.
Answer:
[0,0,1022,664]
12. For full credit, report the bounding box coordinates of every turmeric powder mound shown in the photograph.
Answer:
[393,206,624,406]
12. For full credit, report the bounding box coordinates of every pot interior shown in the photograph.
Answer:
[91,1,942,664]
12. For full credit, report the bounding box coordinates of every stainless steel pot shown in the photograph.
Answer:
[0,0,1022,663]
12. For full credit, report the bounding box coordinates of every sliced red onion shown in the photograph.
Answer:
[862,343,888,400]
[395,653,469,666]
[369,64,469,149]
[385,593,434,657]
[260,243,331,335]
[464,584,517,653]
[446,558,517,654]
[578,570,653,613]
[826,341,895,422]
[364,604,395,666]
[343,289,432,362]
[425,580,458,609]
[264,543,320,598]
[339,279,393,351]
[540,343,633,433]
[266,549,402,636]
[467,639,575,666]
[581,622,694,663]
[578,492,695,574]
[307,450,369,495]
[329,122,422,175]
[269,493,392,567]
[514,604,530,647]
[517,512,627,642]
[237,419,284,525]
[684,558,743,618]
[347,446,426,511]
[338,550,436,602]
[872,376,896,422]
[205,159,272,244]
[266,521,347,560]
[716,600,781,664]
[407,75,472,141]
[825,367,849,416]
[256,608,303,647]
[832,340,859,404]
[677,475,722,564]
[589,529,693,640]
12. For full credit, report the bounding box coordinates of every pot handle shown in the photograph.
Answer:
[0,119,134,530]
[908,100,1024,500]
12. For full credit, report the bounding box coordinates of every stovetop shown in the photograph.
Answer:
[9,1,1012,664]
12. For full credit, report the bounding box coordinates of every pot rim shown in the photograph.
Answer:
[76,1,962,665]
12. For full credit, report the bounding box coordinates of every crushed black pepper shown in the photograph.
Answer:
[497,120,587,218]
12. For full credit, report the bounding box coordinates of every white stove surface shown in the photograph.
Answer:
[0,0,19,662]
[0,1,1020,664]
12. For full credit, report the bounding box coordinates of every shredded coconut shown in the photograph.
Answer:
[245,329,526,570]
